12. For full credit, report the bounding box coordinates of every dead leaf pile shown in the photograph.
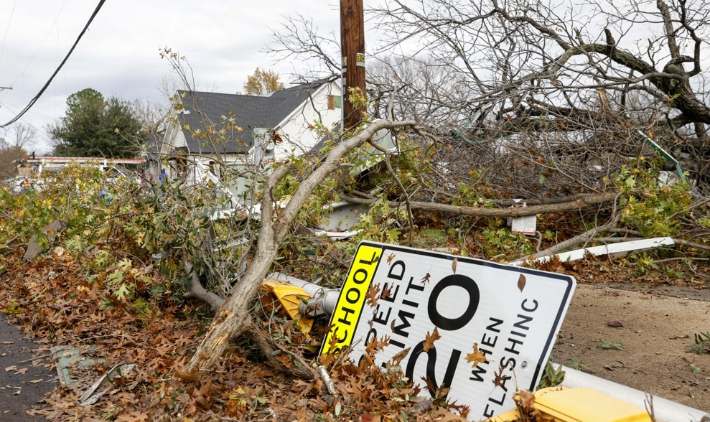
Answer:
[0,247,474,421]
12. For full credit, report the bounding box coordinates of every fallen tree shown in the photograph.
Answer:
[184,118,416,373]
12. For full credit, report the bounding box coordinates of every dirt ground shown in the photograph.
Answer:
[553,283,710,412]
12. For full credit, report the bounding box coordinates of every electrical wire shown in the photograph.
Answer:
[11,0,69,87]
[0,0,107,128]
[0,0,18,67]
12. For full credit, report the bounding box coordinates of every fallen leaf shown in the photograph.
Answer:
[421,273,431,285]
[5,365,17,372]
[493,369,510,388]
[387,253,396,265]
[366,284,381,307]
[390,347,411,365]
[420,376,437,393]
[517,274,526,292]
[493,361,511,388]
[422,328,441,352]
[29,379,43,383]
[466,343,487,368]
[452,258,458,274]
[607,321,623,328]
[429,407,462,421]
[325,326,340,353]
[381,284,393,300]
[516,390,535,410]
[15,367,27,375]
[14,389,21,395]
[1,341,13,345]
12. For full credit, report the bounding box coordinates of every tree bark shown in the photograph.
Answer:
[185,119,416,373]
[339,191,619,217]
[183,258,225,312]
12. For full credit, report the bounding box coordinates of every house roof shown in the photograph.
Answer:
[176,79,333,154]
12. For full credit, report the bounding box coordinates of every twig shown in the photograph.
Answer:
[593,237,645,243]
[331,339,362,371]
[317,365,337,396]
[671,238,710,252]
[535,231,543,253]
[654,257,709,263]
[366,138,414,245]
[529,219,620,260]
[248,326,315,380]
[606,227,644,236]
[644,393,657,422]
[17,354,53,364]
[387,81,397,121]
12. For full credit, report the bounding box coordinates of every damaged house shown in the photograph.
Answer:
[150,76,397,234]
[152,78,343,198]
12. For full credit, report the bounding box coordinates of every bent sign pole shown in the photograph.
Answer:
[321,242,576,420]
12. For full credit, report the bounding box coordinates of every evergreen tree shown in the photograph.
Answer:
[50,88,143,158]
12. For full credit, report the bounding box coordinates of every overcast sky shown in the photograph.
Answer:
[0,0,342,152]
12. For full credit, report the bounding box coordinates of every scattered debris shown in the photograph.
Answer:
[431,246,459,254]
[260,279,314,333]
[51,345,104,389]
[3,365,28,375]
[489,386,654,422]
[79,363,136,406]
[638,130,702,196]
[267,272,340,317]
[511,237,675,266]
[23,220,66,261]
[311,228,361,240]
[508,200,537,235]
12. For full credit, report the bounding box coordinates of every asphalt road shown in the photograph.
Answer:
[0,313,57,421]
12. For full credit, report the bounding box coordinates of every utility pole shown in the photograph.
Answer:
[0,86,11,109]
[0,87,12,91]
[340,0,365,130]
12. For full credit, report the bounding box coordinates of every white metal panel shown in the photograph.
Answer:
[322,242,576,420]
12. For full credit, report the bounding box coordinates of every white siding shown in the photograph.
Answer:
[273,81,342,161]
[164,107,188,150]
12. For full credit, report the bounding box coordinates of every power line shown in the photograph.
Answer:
[0,0,18,67]
[0,0,107,128]
[11,0,70,87]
